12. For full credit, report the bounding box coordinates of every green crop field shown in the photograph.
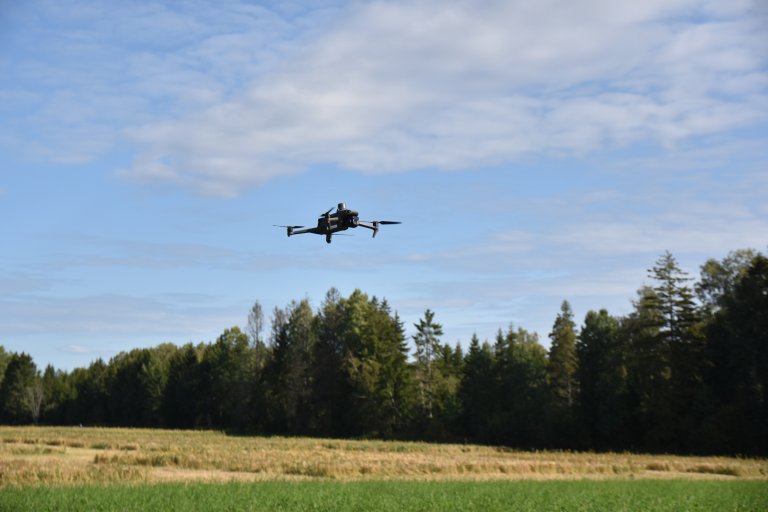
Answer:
[2,481,767,512]
[1,427,766,511]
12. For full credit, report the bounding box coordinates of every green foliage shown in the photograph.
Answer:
[0,353,39,424]
[489,326,551,447]
[412,309,444,423]
[459,335,495,439]
[548,300,578,409]
[647,250,698,344]
[2,249,767,455]
[200,327,252,429]
[0,346,11,388]
[697,249,757,315]
[162,343,201,428]
[107,347,171,427]
[68,359,110,425]
[577,309,627,449]
[704,254,768,454]
[41,364,73,424]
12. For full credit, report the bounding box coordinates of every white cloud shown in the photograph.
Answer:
[0,0,335,164]
[115,0,767,194]
[2,0,765,194]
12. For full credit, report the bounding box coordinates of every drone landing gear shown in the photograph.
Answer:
[326,233,332,244]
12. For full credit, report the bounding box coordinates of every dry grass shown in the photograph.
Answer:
[1,426,766,487]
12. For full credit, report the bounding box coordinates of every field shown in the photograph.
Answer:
[1,426,767,511]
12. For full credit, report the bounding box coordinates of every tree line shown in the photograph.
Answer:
[1,249,766,455]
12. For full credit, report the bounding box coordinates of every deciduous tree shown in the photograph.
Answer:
[0,353,38,424]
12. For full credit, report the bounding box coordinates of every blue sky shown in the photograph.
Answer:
[1,0,767,370]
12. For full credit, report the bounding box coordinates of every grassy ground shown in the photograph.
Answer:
[2,426,766,487]
[1,480,767,512]
[2,427,766,511]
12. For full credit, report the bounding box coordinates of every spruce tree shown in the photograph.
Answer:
[459,334,495,440]
[548,300,578,409]
[413,309,444,421]
[577,309,627,449]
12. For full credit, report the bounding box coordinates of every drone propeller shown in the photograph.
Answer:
[274,224,304,238]
[358,220,402,238]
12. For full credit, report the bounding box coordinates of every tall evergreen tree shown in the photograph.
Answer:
[162,343,202,428]
[622,285,673,449]
[647,251,698,345]
[651,252,709,450]
[577,309,627,449]
[202,327,253,429]
[548,300,578,409]
[412,309,444,422]
[69,359,110,425]
[107,348,170,427]
[340,292,412,437]
[459,334,495,440]
[41,364,72,424]
[264,301,316,433]
[623,252,705,450]
[492,326,550,447]
[311,288,347,435]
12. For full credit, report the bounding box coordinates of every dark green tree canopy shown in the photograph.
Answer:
[2,249,766,455]
[548,300,578,408]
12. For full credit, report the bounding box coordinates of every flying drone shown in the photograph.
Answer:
[275,203,401,244]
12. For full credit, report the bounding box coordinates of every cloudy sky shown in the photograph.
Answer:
[1,0,766,370]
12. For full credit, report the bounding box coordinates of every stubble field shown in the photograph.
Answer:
[1,426,766,511]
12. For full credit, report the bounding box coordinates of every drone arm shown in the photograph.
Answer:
[356,221,379,238]
[358,220,400,238]
[289,227,320,236]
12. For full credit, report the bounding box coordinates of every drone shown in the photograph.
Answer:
[275,203,401,244]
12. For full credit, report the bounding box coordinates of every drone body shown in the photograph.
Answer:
[276,203,401,244]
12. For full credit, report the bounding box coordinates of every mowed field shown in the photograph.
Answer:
[1,426,767,511]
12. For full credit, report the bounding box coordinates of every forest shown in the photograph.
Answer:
[1,250,766,456]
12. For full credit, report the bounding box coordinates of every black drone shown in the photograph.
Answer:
[275,203,401,244]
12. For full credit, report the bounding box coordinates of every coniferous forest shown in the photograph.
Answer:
[1,250,766,456]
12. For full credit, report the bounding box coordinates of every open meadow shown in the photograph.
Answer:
[1,426,766,511]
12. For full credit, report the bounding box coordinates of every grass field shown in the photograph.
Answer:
[1,426,766,511]
[2,480,768,512]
